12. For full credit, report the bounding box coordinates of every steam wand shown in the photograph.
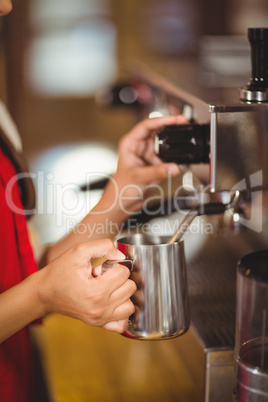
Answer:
[167,191,241,244]
[167,208,198,244]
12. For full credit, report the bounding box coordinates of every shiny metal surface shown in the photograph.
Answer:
[209,104,268,193]
[116,234,190,340]
[167,209,198,244]
[165,230,251,402]
[240,86,268,102]
[235,343,268,401]
[234,250,268,401]
[101,259,133,274]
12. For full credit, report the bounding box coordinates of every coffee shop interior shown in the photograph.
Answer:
[1,0,268,401]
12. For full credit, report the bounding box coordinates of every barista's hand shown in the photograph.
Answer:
[38,239,136,333]
[112,115,187,213]
[48,115,188,258]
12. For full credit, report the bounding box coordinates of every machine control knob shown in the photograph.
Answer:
[240,28,268,102]
[154,124,210,164]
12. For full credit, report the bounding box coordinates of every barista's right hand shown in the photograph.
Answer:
[38,239,136,333]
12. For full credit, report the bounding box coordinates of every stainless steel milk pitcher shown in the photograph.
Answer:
[114,234,190,340]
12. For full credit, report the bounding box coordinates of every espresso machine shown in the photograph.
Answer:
[100,28,268,401]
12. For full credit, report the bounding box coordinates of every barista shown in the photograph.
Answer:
[0,1,186,401]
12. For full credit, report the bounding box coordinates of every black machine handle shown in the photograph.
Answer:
[240,27,268,101]
[154,123,210,164]
[248,28,268,91]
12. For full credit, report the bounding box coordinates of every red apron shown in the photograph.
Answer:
[0,148,39,402]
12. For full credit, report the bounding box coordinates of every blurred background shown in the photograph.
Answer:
[1,1,268,401]
[1,0,267,159]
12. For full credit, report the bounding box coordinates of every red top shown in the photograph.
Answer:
[0,148,39,402]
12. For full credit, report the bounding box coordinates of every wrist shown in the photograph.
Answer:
[34,266,54,317]
[0,270,46,342]
[26,270,49,319]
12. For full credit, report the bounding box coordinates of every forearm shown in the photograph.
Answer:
[0,272,44,343]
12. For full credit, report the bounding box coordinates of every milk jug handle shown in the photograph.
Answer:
[101,259,133,274]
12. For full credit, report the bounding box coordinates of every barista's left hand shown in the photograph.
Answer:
[112,115,187,213]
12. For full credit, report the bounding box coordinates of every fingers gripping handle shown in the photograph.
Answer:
[101,259,133,274]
